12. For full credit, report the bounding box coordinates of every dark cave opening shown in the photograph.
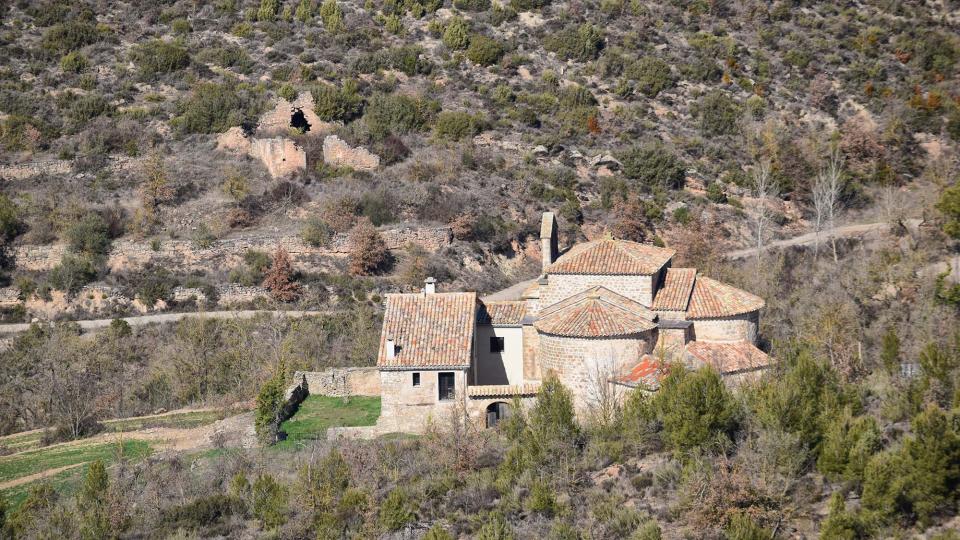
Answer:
[290,108,311,133]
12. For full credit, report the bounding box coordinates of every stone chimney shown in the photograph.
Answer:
[540,212,558,273]
[386,337,396,359]
[424,277,436,294]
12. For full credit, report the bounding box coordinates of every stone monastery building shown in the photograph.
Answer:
[374,212,771,432]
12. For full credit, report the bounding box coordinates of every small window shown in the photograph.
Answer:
[490,336,505,353]
[438,372,455,400]
[412,372,421,386]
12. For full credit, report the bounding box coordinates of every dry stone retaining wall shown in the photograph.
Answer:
[288,367,381,398]
[13,225,452,273]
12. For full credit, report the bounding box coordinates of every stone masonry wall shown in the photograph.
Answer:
[540,273,657,309]
[376,369,468,433]
[13,226,452,273]
[691,312,759,343]
[288,367,381,398]
[538,332,652,411]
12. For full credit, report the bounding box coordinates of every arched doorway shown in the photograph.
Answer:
[485,401,511,428]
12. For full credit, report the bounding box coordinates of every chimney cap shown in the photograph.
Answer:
[424,277,436,284]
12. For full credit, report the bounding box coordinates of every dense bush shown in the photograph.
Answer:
[510,0,550,11]
[195,44,255,74]
[433,111,484,140]
[442,16,470,50]
[0,194,23,243]
[466,35,506,66]
[130,39,190,77]
[311,81,364,122]
[624,56,675,97]
[652,365,740,454]
[617,142,686,190]
[59,51,89,73]
[65,212,112,256]
[352,46,432,76]
[363,93,438,139]
[49,254,98,294]
[174,82,262,134]
[693,91,741,136]
[543,24,604,62]
[41,21,100,54]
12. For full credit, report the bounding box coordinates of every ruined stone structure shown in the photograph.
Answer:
[368,212,772,434]
[322,135,381,171]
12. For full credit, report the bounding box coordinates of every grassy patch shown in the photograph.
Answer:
[104,409,240,432]
[0,439,152,484]
[275,395,380,450]
[0,463,86,509]
[0,431,44,454]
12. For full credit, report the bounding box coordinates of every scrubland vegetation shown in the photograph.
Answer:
[0,0,959,537]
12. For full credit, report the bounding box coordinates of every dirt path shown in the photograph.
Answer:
[0,463,87,491]
[0,309,332,335]
[724,222,889,260]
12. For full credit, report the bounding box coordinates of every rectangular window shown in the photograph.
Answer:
[438,372,455,401]
[490,336,505,353]
[412,372,420,386]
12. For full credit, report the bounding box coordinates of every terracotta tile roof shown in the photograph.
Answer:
[651,268,697,311]
[685,341,772,374]
[687,276,765,319]
[615,354,666,388]
[477,301,526,325]
[467,383,541,398]
[545,238,675,275]
[377,292,477,368]
[534,286,657,337]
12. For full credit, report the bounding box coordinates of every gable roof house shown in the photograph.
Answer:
[373,212,772,433]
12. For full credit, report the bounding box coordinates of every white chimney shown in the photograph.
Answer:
[386,338,396,359]
[424,277,436,294]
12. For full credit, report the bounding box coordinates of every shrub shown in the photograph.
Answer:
[379,489,414,531]
[196,44,255,73]
[254,365,286,443]
[625,56,674,98]
[60,51,89,73]
[262,247,301,302]
[319,0,345,31]
[816,407,881,483]
[301,216,332,247]
[476,511,513,539]
[65,212,111,256]
[936,182,960,238]
[442,16,470,50]
[252,474,288,529]
[526,481,557,516]
[277,84,297,102]
[258,0,280,21]
[617,142,685,190]
[543,24,604,62]
[311,81,364,122]
[724,512,772,540]
[0,194,23,242]
[41,21,100,54]
[819,492,870,539]
[352,45,432,76]
[652,365,739,454]
[423,524,454,540]
[466,35,505,66]
[861,405,960,527]
[130,39,190,77]
[67,93,113,127]
[174,82,256,134]
[706,181,727,203]
[363,93,438,139]
[631,521,662,540]
[162,495,247,530]
[694,91,741,136]
[510,0,550,11]
[434,111,484,140]
[349,218,390,275]
[135,268,175,307]
[49,254,97,294]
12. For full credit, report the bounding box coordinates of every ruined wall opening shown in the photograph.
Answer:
[290,108,311,133]
[485,401,511,428]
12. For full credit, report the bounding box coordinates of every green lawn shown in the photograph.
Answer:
[0,439,152,485]
[275,395,381,450]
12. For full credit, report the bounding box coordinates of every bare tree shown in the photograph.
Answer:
[750,160,777,263]
[812,146,844,261]
[584,346,629,430]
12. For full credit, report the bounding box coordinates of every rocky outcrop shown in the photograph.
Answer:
[322,135,380,171]
[13,225,453,273]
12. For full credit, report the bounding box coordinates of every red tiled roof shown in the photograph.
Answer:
[545,238,675,275]
[477,301,526,325]
[685,341,772,374]
[467,383,541,398]
[534,286,657,337]
[377,292,477,368]
[615,354,666,388]
[687,276,765,319]
[651,268,697,311]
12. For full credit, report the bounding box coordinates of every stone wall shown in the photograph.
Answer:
[691,312,759,343]
[288,367,381,399]
[466,395,536,428]
[322,136,380,171]
[522,324,541,380]
[376,369,468,433]
[248,137,307,178]
[540,272,659,308]
[13,225,453,273]
[538,332,653,411]
[0,160,71,180]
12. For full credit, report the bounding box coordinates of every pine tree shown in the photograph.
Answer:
[254,362,287,444]
[78,459,111,539]
[262,247,301,302]
[880,326,900,374]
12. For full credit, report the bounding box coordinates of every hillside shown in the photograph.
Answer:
[1,0,960,538]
